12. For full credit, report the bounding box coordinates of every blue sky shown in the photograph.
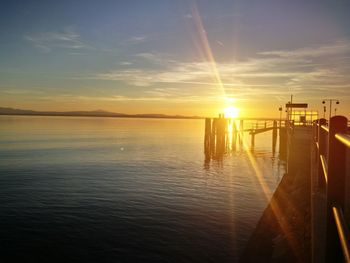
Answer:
[1,0,350,117]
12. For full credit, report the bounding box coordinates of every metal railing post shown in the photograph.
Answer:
[318,118,327,188]
[326,116,348,262]
[314,120,319,143]
[313,120,319,161]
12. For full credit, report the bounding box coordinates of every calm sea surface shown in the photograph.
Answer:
[0,116,284,262]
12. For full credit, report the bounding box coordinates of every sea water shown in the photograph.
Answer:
[0,116,284,262]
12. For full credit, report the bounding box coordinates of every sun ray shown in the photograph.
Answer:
[190,4,227,108]
[241,136,303,261]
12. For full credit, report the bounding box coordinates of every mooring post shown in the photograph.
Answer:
[279,127,287,159]
[238,120,244,149]
[317,118,327,188]
[251,133,255,149]
[232,121,237,151]
[221,118,227,154]
[204,118,212,158]
[211,118,217,156]
[216,118,226,156]
[326,116,348,262]
[272,120,277,154]
[240,120,244,132]
[222,118,227,153]
[225,119,229,152]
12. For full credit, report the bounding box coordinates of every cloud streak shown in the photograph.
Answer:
[25,28,90,52]
[93,39,350,102]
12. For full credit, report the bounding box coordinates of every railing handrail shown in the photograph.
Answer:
[335,133,350,148]
[321,125,329,133]
[332,205,350,262]
[320,154,328,184]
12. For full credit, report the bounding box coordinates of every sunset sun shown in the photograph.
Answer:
[224,106,240,118]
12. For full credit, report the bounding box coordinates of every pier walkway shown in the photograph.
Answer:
[240,125,312,262]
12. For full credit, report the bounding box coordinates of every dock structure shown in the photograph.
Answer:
[204,108,318,159]
[204,116,281,159]
[238,114,350,262]
[205,107,350,261]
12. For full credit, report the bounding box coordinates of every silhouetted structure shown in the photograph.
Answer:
[312,116,350,262]
[204,116,284,159]
[240,114,350,262]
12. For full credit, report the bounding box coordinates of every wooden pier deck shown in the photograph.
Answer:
[240,125,312,262]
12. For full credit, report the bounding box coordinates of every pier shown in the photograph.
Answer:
[204,117,281,159]
[204,112,350,262]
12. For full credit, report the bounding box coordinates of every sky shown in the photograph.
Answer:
[1,0,350,118]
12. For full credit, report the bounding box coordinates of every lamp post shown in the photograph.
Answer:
[322,99,339,121]
[279,106,282,128]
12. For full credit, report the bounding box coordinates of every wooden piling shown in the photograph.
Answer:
[279,127,287,159]
[232,121,237,151]
[239,120,244,149]
[279,127,287,160]
[225,119,230,152]
[251,133,255,149]
[204,118,212,158]
[211,118,217,156]
[216,118,226,156]
[272,120,277,154]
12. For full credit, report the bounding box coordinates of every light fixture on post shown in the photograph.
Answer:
[279,106,282,127]
[322,99,340,121]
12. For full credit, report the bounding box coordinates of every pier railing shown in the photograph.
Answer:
[313,116,350,262]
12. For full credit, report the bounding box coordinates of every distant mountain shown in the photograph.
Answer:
[0,107,202,119]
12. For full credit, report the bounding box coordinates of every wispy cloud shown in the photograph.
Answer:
[125,35,148,45]
[133,52,177,66]
[25,28,90,52]
[92,39,350,102]
[119,61,133,66]
[258,39,350,58]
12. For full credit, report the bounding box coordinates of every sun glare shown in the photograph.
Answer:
[224,106,240,118]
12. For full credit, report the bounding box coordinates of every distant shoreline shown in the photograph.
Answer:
[0,107,280,120]
[0,107,203,120]
[0,113,282,121]
[0,113,204,120]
